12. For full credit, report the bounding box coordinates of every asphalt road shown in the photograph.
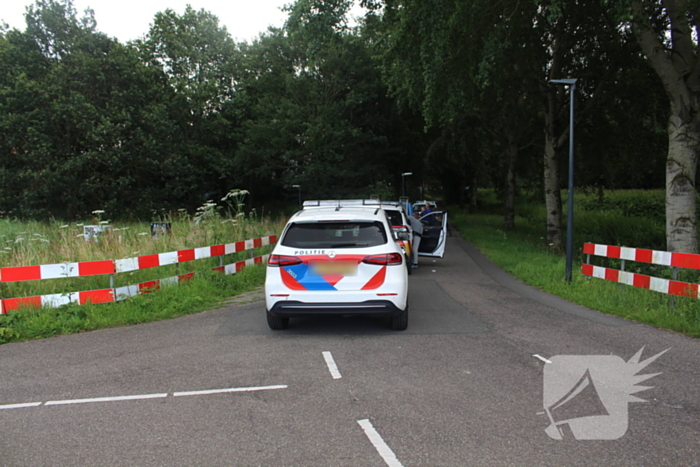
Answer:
[1,234,698,466]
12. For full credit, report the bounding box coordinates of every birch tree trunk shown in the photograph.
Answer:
[632,0,699,253]
[665,115,700,253]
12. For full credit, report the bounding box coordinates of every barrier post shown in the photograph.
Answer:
[620,259,625,291]
[670,267,678,311]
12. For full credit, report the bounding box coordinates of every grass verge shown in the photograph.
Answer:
[0,265,265,344]
[451,210,700,338]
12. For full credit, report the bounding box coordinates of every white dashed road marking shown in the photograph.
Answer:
[0,384,287,410]
[358,418,404,467]
[322,351,342,379]
[45,393,168,406]
[532,354,552,364]
[174,384,288,397]
[0,402,43,410]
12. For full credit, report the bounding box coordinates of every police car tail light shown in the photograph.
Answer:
[268,255,303,267]
[362,253,403,266]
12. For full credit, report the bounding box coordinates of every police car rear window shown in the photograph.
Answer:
[282,222,387,248]
[384,210,404,227]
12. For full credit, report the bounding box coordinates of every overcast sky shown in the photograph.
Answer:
[2,1,365,44]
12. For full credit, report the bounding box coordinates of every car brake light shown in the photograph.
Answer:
[268,255,303,267]
[362,253,403,266]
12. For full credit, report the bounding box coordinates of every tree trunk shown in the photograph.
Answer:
[665,114,699,253]
[503,137,518,230]
[631,0,699,253]
[544,119,564,251]
[470,174,478,214]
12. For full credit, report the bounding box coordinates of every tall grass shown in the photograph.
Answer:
[0,201,287,300]
[0,193,290,344]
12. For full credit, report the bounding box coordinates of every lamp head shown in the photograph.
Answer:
[549,78,578,86]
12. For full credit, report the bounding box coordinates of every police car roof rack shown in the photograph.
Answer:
[302,199,382,209]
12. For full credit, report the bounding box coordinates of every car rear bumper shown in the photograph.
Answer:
[268,300,404,317]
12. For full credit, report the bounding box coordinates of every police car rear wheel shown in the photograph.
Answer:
[390,305,408,331]
[267,310,289,330]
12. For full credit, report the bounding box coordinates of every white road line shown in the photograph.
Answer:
[45,393,168,406]
[173,384,288,397]
[532,354,552,364]
[2,384,287,410]
[322,351,342,379]
[357,419,404,467]
[0,402,42,410]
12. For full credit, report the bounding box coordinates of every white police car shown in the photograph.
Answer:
[265,200,409,330]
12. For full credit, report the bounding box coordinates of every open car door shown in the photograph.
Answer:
[418,211,448,258]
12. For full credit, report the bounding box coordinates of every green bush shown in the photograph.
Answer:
[576,189,665,222]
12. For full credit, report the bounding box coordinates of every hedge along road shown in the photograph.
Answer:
[0,234,698,467]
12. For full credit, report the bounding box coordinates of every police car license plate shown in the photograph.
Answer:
[311,261,357,276]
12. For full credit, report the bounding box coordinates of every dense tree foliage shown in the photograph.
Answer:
[0,0,681,250]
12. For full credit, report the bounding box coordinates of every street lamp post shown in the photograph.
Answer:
[549,78,578,283]
[401,172,412,198]
[292,185,301,208]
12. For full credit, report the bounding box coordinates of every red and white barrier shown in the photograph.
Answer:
[581,263,699,298]
[0,260,115,282]
[582,242,700,269]
[0,235,277,314]
[581,242,700,298]
[0,255,270,314]
[0,235,277,282]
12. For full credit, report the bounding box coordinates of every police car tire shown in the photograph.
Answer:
[390,305,408,331]
[267,310,289,330]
